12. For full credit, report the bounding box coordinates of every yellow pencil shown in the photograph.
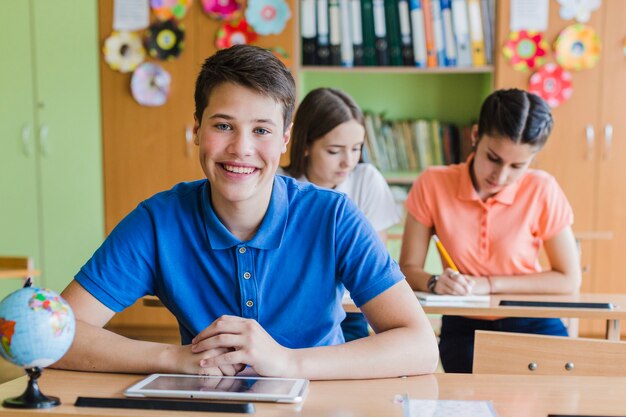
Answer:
[432,235,459,272]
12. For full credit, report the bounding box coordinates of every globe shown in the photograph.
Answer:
[0,284,75,408]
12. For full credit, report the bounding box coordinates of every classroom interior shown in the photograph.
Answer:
[1,0,625,396]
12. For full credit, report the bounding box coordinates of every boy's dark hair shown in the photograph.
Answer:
[285,88,364,178]
[478,88,553,149]
[194,45,296,131]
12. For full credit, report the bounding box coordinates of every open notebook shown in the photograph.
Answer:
[415,291,490,306]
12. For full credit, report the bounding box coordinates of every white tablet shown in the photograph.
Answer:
[123,374,309,403]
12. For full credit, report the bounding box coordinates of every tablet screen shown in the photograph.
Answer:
[124,374,309,403]
[142,375,297,395]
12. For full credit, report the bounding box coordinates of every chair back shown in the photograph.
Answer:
[473,330,626,376]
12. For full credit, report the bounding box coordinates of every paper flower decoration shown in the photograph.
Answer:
[502,30,548,72]
[245,0,291,35]
[554,24,601,71]
[216,19,258,50]
[145,20,185,60]
[557,0,601,23]
[103,31,146,73]
[529,63,573,108]
[150,0,193,21]
[202,0,242,20]
[131,63,171,107]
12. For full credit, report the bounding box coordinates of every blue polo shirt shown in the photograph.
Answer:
[76,175,403,347]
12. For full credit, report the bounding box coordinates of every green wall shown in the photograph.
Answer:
[300,71,493,125]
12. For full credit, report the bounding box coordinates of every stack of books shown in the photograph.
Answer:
[361,112,473,173]
[300,0,494,67]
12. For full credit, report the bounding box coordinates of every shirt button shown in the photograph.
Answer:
[246,300,254,307]
[243,272,251,279]
[238,247,246,254]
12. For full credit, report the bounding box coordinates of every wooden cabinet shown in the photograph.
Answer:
[495,0,626,337]
[0,0,104,297]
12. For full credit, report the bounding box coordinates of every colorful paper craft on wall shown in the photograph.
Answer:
[216,19,258,49]
[131,62,171,106]
[502,30,548,72]
[557,0,601,23]
[103,31,146,73]
[146,20,185,60]
[202,0,242,20]
[528,63,573,108]
[150,0,193,21]
[554,24,601,71]
[245,0,291,35]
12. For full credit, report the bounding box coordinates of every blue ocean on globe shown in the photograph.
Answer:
[0,287,75,368]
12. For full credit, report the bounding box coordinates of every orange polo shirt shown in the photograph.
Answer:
[405,157,573,277]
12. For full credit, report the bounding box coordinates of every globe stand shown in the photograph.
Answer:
[2,367,60,408]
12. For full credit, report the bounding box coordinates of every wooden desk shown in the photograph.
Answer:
[344,293,626,341]
[0,269,39,279]
[2,370,626,416]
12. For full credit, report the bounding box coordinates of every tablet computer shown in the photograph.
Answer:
[123,374,309,403]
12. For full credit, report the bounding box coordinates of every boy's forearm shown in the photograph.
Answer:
[291,326,439,380]
[52,320,179,374]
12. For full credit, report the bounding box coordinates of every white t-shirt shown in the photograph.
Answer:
[280,163,402,232]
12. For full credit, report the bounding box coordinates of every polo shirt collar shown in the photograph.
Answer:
[201,177,288,250]
[457,154,520,205]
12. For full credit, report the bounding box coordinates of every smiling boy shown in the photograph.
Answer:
[56,45,438,379]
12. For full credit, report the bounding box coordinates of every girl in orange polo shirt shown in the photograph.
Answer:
[399,89,581,373]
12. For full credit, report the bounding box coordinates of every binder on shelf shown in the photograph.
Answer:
[301,0,317,65]
[440,0,457,66]
[328,0,342,65]
[430,119,444,165]
[467,0,486,66]
[430,0,446,66]
[450,0,472,67]
[316,0,331,65]
[421,0,438,67]
[372,0,389,66]
[360,0,377,65]
[350,0,365,65]
[339,0,354,66]
[409,0,427,67]
[398,0,415,66]
[480,0,494,65]
[384,0,403,65]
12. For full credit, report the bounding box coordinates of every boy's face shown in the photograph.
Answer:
[194,82,290,210]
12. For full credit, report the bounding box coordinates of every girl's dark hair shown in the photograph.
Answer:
[194,45,295,131]
[285,88,364,178]
[478,88,553,148]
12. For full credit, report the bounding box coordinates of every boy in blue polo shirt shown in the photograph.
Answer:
[56,45,438,379]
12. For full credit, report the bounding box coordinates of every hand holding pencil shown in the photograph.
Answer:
[432,235,474,295]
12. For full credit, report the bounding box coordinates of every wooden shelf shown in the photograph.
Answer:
[300,65,494,74]
[382,171,420,185]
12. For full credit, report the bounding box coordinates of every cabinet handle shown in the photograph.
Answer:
[21,124,33,156]
[603,124,614,160]
[585,125,595,160]
[185,124,193,158]
[39,124,50,156]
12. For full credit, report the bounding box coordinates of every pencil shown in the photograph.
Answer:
[432,235,459,272]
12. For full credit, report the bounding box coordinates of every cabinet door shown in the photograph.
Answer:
[99,0,205,233]
[594,0,626,294]
[32,0,105,292]
[495,2,603,294]
[0,0,41,296]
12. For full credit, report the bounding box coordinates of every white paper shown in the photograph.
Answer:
[113,0,150,31]
[403,399,498,417]
[510,0,549,31]
[414,291,490,305]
